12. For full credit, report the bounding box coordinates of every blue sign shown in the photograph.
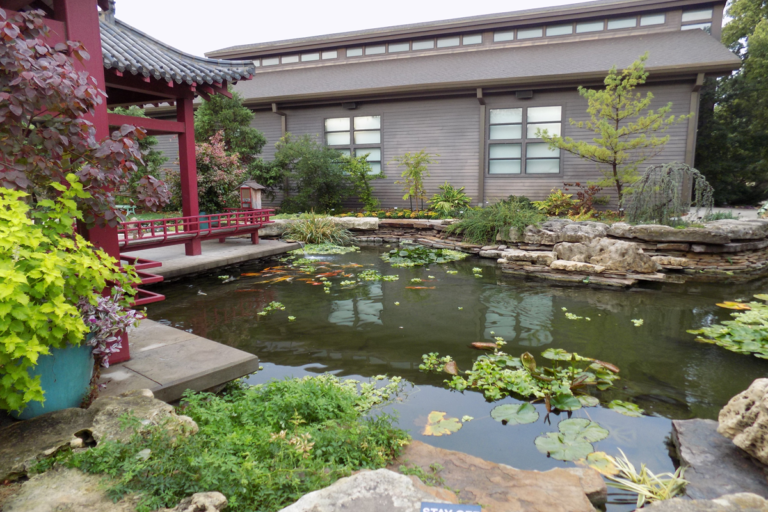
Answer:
[420,503,481,512]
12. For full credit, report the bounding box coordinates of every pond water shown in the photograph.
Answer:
[146,244,768,509]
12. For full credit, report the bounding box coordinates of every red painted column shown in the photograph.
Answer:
[177,96,202,256]
[54,0,129,363]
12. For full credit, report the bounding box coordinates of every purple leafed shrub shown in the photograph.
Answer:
[79,288,142,367]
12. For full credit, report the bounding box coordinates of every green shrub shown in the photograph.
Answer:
[342,153,384,211]
[446,196,545,245]
[68,375,410,512]
[284,214,353,245]
[533,189,575,217]
[391,150,438,210]
[428,182,472,215]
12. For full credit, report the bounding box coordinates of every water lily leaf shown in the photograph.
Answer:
[558,418,609,443]
[754,294,768,301]
[423,411,463,436]
[521,352,537,372]
[535,432,594,461]
[608,400,645,417]
[716,301,752,310]
[444,361,459,375]
[550,393,582,411]
[541,348,573,361]
[577,451,619,476]
[491,403,539,425]
[577,395,600,407]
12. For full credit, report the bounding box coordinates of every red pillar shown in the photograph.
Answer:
[177,96,201,256]
[53,0,129,362]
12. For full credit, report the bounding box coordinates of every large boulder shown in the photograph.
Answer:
[554,238,658,273]
[608,223,731,244]
[646,493,768,511]
[560,222,609,243]
[259,218,291,237]
[332,217,379,231]
[277,468,455,512]
[554,242,592,263]
[499,249,556,266]
[524,219,573,245]
[550,260,606,274]
[719,379,768,465]
[704,219,768,240]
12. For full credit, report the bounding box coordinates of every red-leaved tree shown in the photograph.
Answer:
[0,8,169,226]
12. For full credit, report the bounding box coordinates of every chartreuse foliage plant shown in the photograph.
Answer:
[0,177,139,413]
[67,375,410,512]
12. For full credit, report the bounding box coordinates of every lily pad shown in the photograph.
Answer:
[578,451,619,476]
[423,411,463,437]
[491,403,539,425]
[550,393,582,411]
[716,301,752,310]
[608,400,645,417]
[754,294,768,301]
[558,418,609,443]
[535,432,594,461]
[577,395,600,407]
[541,348,573,361]
[443,361,459,376]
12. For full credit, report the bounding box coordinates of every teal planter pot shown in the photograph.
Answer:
[199,211,209,230]
[13,341,94,420]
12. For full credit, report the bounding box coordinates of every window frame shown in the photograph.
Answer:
[486,104,563,178]
[323,115,384,175]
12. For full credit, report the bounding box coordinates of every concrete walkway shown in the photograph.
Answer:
[122,238,301,279]
[686,206,760,220]
[98,319,259,402]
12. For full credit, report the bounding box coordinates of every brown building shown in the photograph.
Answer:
[161,0,741,208]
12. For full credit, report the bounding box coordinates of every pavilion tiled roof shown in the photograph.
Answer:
[99,17,256,86]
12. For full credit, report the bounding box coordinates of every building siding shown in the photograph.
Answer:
[154,134,180,178]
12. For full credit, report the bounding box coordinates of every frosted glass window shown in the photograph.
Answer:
[412,40,435,50]
[526,159,560,174]
[491,108,523,124]
[641,13,665,26]
[262,57,279,66]
[463,34,482,45]
[389,42,409,52]
[489,144,521,159]
[494,30,515,42]
[518,27,543,39]
[437,36,460,48]
[347,48,363,57]
[322,51,338,59]
[490,125,522,140]
[282,55,299,64]
[301,53,320,62]
[528,123,562,138]
[354,116,381,130]
[325,118,350,131]
[357,148,381,161]
[526,143,558,158]
[338,149,351,156]
[489,160,521,174]
[527,106,561,123]
[682,8,713,22]
[607,17,637,30]
[576,21,604,33]
[681,22,712,31]
[326,132,350,145]
[354,131,380,144]
[546,24,573,36]
[366,45,386,55]
[252,60,261,67]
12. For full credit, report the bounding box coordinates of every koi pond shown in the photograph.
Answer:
[146,243,767,509]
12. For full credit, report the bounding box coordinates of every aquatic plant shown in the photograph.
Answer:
[687,298,768,359]
[596,450,687,508]
[608,400,645,417]
[66,375,411,512]
[357,270,399,282]
[290,244,360,255]
[535,418,609,461]
[491,403,539,425]
[284,214,353,245]
[445,196,545,244]
[381,245,468,267]
[423,411,463,436]
[257,301,285,317]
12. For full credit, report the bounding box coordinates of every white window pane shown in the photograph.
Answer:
[526,158,560,174]
[607,17,637,30]
[282,55,299,64]
[357,148,381,161]
[322,51,338,59]
[489,160,521,174]
[325,118,350,132]
[489,144,522,159]
[463,34,482,45]
[494,30,515,42]
[490,125,522,140]
[681,22,712,32]
[354,116,381,130]
[252,60,261,67]
[368,162,382,174]
[338,149,351,156]
[546,24,573,36]
[301,53,320,62]
[527,106,562,122]
[576,21,604,33]
[366,45,386,55]
[641,13,665,26]
[354,130,380,144]
[412,40,435,50]
[682,8,713,22]
[326,132,350,145]
[527,123,561,138]
[437,36,460,48]
[518,27,543,39]
[262,57,279,66]
[347,48,363,57]
[526,142,558,158]
[389,42,409,52]
[490,108,523,124]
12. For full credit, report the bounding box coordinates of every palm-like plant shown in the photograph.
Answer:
[428,182,472,215]
[606,450,687,508]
